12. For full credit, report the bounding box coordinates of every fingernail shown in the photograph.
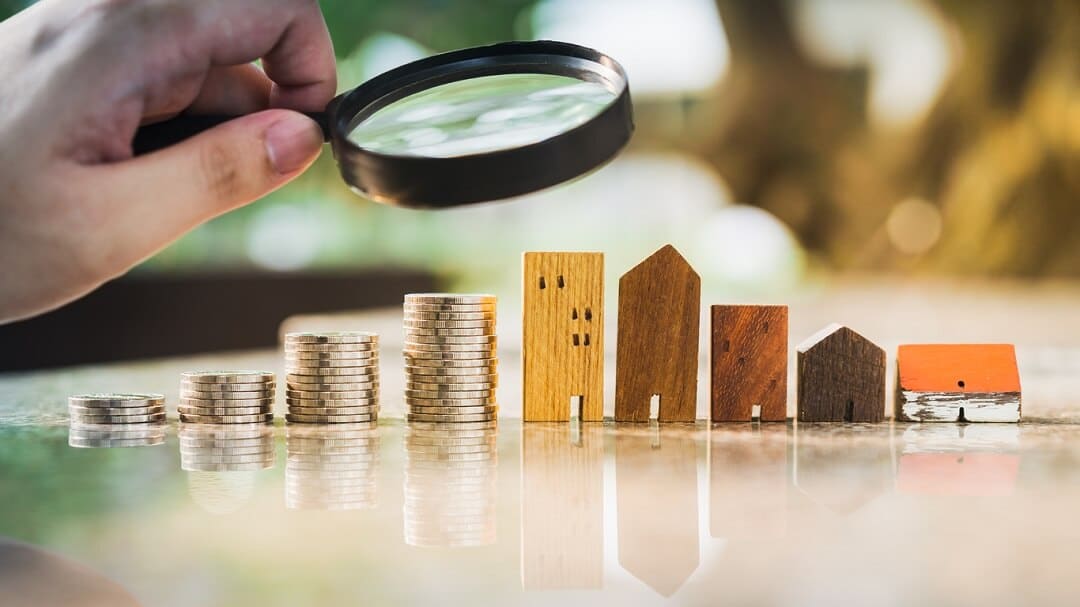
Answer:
[265,115,323,174]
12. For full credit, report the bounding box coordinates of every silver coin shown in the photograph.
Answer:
[285,332,378,344]
[68,393,165,407]
[179,397,274,408]
[404,293,496,304]
[404,349,498,360]
[407,420,498,431]
[287,405,379,416]
[286,413,377,424]
[404,329,495,340]
[70,412,166,424]
[406,381,496,392]
[285,367,379,378]
[285,350,379,360]
[404,364,497,375]
[404,301,496,311]
[405,334,498,345]
[68,404,164,416]
[181,371,274,383]
[403,373,497,385]
[287,397,379,407]
[403,342,497,353]
[404,389,495,401]
[287,382,379,393]
[404,356,498,367]
[405,396,497,407]
[286,342,379,353]
[178,404,271,416]
[179,413,274,424]
[180,381,275,392]
[285,359,380,370]
[407,405,498,415]
[181,389,274,400]
[286,389,378,400]
[402,313,496,323]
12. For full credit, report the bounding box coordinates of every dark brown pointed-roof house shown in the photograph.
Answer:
[797,324,885,423]
[615,244,701,422]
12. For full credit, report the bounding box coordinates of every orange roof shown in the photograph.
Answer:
[897,344,1020,393]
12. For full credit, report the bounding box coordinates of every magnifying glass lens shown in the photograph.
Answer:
[348,74,617,158]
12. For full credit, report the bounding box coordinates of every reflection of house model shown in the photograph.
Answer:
[797,324,886,423]
[522,252,604,421]
[895,344,1021,422]
[615,245,700,422]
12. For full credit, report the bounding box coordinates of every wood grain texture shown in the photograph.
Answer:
[710,305,788,422]
[796,324,886,423]
[895,344,1021,422]
[521,423,604,589]
[615,245,700,422]
[522,252,604,422]
[616,428,699,597]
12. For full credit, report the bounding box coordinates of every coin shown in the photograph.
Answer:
[402,312,495,322]
[405,396,497,407]
[404,294,496,304]
[284,367,378,377]
[404,373,496,385]
[404,334,498,345]
[403,341,497,352]
[286,397,379,407]
[407,405,498,415]
[285,332,378,344]
[405,381,496,392]
[178,405,271,416]
[404,358,498,369]
[179,413,274,424]
[404,350,496,360]
[405,389,495,400]
[179,397,274,408]
[286,342,378,353]
[404,328,496,339]
[407,420,498,431]
[286,381,380,392]
[181,389,274,400]
[403,365,497,377]
[68,393,165,407]
[287,405,379,416]
[285,389,378,400]
[70,412,166,424]
[182,371,275,383]
[285,359,379,370]
[285,413,377,424]
[68,404,164,416]
[285,350,379,360]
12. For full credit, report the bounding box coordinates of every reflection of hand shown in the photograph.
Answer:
[0,0,337,323]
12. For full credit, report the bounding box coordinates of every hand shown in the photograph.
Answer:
[0,0,337,323]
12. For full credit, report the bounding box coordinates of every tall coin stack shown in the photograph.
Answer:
[179,371,276,424]
[68,393,166,426]
[404,423,499,547]
[284,332,379,424]
[403,294,498,424]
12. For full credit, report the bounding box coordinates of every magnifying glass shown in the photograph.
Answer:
[134,40,633,209]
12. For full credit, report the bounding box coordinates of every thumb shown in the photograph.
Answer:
[86,109,323,271]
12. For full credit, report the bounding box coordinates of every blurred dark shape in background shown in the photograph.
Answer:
[0,0,1076,368]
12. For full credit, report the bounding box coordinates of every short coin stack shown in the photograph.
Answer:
[284,332,379,424]
[68,393,166,426]
[403,294,498,424]
[179,371,275,424]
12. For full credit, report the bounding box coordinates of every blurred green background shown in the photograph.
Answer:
[3,0,1078,293]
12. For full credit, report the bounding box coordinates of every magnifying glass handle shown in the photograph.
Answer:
[132,112,330,155]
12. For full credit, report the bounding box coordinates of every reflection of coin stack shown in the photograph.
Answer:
[179,371,276,424]
[284,332,380,424]
[403,423,498,547]
[68,393,166,426]
[178,424,276,472]
[68,423,166,449]
[285,423,379,510]
[403,294,498,423]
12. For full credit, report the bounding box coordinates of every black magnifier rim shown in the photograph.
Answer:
[328,40,633,209]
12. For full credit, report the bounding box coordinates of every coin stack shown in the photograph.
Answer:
[68,393,166,426]
[179,371,275,424]
[404,423,499,547]
[403,294,498,424]
[286,423,379,510]
[179,424,276,472]
[284,332,380,424]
